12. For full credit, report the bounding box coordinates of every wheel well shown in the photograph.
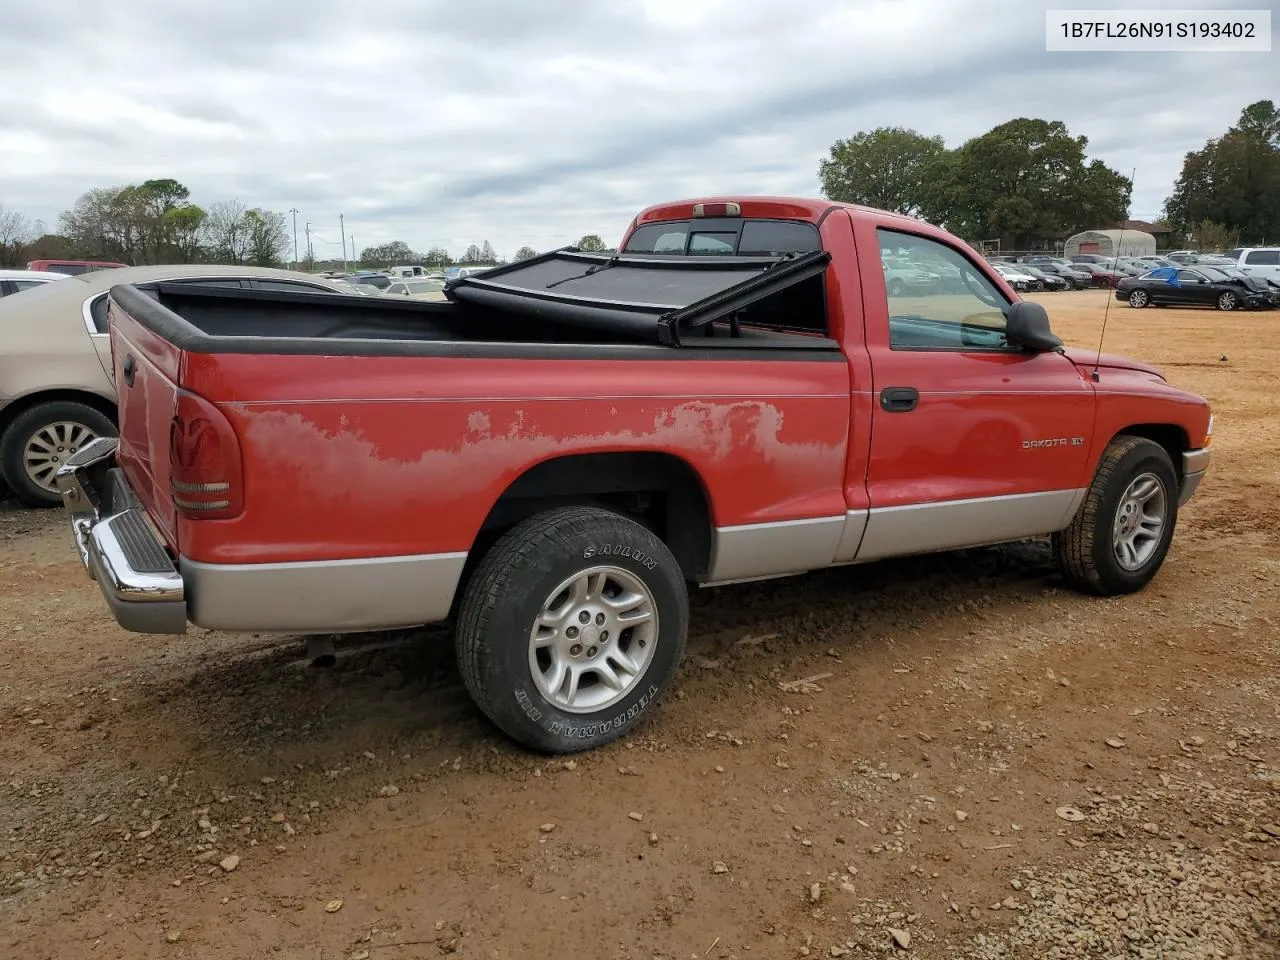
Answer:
[1114,424,1189,474]
[469,452,714,582]
[0,390,117,441]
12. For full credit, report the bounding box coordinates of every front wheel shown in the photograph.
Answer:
[455,506,689,753]
[1053,436,1179,596]
[1127,289,1149,308]
[1217,291,1237,311]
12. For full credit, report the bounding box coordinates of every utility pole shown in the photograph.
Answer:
[305,221,312,269]
[340,214,348,273]
[289,208,300,268]
[350,233,356,269]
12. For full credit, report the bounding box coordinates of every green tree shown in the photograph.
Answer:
[576,234,606,252]
[361,240,421,265]
[1165,100,1280,244]
[463,243,483,263]
[513,245,538,261]
[244,208,289,266]
[59,180,205,263]
[932,118,1130,248]
[425,246,452,267]
[818,126,946,216]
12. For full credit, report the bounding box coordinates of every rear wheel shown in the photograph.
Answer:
[1053,436,1179,596]
[1127,289,1149,308]
[0,401,117,507]
[454,506,689,753]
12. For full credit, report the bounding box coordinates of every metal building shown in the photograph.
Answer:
[1063,229,1157,258]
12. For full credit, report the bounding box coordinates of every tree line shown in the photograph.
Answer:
[0,179,292,269]
[0,178,614,272]
[818,119,1130,250]
[818,100,1279,249]
[1164,100,1279,247]
[359,234,607,268]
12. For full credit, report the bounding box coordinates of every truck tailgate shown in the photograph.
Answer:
[108,292,183,550]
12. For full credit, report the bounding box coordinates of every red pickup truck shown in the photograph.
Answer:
[55,197,1213,753]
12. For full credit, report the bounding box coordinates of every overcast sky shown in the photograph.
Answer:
[2,0,1275,260]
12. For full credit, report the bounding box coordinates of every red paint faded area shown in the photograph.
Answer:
[177,356,851,564]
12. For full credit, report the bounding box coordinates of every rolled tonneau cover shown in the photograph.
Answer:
[444,247,831,345]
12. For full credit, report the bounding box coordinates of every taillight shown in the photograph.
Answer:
[169,390,243,520]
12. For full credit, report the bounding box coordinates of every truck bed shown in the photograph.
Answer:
[109,248,834,357]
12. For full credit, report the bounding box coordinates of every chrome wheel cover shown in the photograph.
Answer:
[528,565,658,714]
[1112,472,1167,571]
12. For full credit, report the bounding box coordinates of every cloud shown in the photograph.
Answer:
[0,0,1274,257]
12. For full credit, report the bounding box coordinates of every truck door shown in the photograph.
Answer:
[854,225,1095,561]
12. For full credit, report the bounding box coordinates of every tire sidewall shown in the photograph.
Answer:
[0,402,117,506]
[1089,443,1179,592]
[478,516,688,752]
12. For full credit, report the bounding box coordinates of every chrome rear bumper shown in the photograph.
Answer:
[54,438,188,634]
[1179,447,1211,507]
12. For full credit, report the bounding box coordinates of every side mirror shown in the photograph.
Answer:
[1005,301,1063,353]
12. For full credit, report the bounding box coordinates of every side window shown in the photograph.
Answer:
[877,228,1010,351]
[1224,248,1243,261]
[11,280,43,291]
[1245,250,1280,265]
[1176,269,1203,283]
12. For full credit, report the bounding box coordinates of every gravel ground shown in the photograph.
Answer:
[0,289,1276,959]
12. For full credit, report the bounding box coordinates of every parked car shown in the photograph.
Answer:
[1073,263,1127,287]
[1166,251,1199,264]
[881,256,942,295]
[56,195,1212,754]
[0,265,352,505]
[1114,258,1156,276]
[1035,262,1094,289]
[0,269,68,298]
[386,279,447,300]
[334,282,386,297]
[1199,266,1280,306]
[989,262,1042,291]
[1221,248,1280,284]
[351,271,393,290]
[1016,265,1069,290]
[1069,254,1111,264]
[26,259,129,276]
[1116,266,1273,311]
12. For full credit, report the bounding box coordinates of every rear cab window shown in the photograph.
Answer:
[1245,249,1280,265]
[622,217,828,336]
[624,218,822,258]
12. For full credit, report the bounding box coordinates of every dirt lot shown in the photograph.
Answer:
[1,289,1277,959]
